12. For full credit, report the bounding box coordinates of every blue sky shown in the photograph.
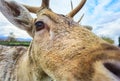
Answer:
[0,0,120,45]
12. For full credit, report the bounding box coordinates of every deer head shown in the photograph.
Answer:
[0,0,120,81]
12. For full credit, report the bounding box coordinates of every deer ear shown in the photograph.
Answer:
[0,0,33,32]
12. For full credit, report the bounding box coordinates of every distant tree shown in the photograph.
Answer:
[83,25,93,31]
[118,36,120,47]
[7,32,16,41]
[101,36,114,44]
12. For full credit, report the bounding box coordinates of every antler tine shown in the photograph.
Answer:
[78,13,84,23]
[23,0,49,13]
[23,5,40,13]
[67,0,87,18]
[41,0,49,8]
[71,0,73,10]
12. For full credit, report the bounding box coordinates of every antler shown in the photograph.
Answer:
[23,0,50,13]
[22,5,39,13]
[41,0,49,8]
[78,13,84,23]
[71,0,73,10]
[67,0,86,18]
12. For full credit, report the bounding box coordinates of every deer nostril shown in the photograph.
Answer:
[104,62,120,78]
[35,21,45,31]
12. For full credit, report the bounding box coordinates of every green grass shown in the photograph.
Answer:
[0,41,30,46]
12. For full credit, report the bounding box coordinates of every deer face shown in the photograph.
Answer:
[31,9,82,65]
[1,0,120,81]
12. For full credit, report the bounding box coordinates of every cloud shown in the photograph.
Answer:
[0,12,9,23]
[0,13,30,38]
[14,0,41,6]
[0,24,30,38]
[83,0,113,24]
[94,19,120,36]
[80,0,120,45]
[93,18,120,45]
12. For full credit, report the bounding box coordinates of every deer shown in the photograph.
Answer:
[0,0,120,81]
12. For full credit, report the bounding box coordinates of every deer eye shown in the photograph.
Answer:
[35,21,45,31]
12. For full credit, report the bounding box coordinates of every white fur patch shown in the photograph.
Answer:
[49,30,55,40]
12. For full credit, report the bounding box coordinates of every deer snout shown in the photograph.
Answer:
[93,60,120,81]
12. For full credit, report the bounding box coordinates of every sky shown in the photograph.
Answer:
[0,0,120,45]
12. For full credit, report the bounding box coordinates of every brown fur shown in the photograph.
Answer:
[0,0,120,81]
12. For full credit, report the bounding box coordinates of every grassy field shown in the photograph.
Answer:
[0,41,30,46]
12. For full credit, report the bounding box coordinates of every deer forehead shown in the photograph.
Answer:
[32,9,79,40]
[36,9,78,26]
